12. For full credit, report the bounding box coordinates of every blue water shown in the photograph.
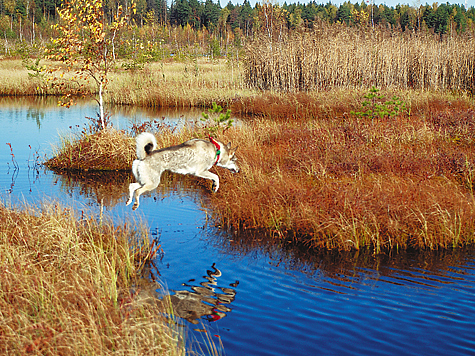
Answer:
[1,98,475,356]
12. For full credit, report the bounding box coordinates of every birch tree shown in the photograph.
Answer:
[46,0,135,129]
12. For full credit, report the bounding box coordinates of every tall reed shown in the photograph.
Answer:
[244,26,475,93]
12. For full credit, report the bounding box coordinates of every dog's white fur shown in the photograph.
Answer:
[126,132,239,210]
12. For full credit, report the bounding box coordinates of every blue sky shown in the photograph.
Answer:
[220,0,474,8]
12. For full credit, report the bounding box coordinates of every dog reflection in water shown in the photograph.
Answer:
[162,263,239,325]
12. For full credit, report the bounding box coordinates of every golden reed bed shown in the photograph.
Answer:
[244,26,475,94]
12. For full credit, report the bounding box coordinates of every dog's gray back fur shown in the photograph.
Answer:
[127,132,239,210]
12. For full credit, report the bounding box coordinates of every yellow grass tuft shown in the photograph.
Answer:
[0,201,185,355]
[45,128,136,171]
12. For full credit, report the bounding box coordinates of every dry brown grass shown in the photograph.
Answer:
[0,58,251,107]
[0,59,42,95]
[107,59,250,108]
[45,128,136,171]
[210,93,475,252]
[0,201,184,355]
[244,26,475,93]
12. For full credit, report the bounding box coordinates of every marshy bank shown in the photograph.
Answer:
[3,15,475,276]
[0,201,185,355]
[0,58,251,108]
[2,2,475,353]
[43,91,475,252]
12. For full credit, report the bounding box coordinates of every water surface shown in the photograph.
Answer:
[1,98,475,356]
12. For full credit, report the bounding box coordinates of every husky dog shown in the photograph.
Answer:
[126,132,239,210]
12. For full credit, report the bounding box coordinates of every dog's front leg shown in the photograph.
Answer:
[126,182,141,206]
[195,171,220,192]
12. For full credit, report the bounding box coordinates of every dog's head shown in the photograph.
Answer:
[218,142,239,173]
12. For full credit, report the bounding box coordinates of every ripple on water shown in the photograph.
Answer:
[214,253,475,356]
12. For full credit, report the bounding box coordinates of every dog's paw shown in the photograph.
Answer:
[126,199,132,206]
[132,203,139,211]
[212,183,219,192]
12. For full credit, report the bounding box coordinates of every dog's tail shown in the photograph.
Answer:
[135,132,158,160]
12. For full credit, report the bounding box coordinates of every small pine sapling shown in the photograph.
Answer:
[351,86,408,124]
[201,102,234,136]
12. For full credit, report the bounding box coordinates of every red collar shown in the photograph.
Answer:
[209,135,221,165]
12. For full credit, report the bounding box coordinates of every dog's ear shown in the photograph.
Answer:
[227,143,239,156]
[226,142,238,151]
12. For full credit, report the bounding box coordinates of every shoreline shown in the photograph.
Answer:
[0,201,186,354]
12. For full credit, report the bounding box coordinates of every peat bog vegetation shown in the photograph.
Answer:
[37,22,475,253]
[3,19,475,253]
[42,81,475,253]
[1,1,475,353]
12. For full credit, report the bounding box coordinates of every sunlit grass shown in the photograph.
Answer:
[45,128,135,171]
[107,59,252,107]
[0,201,186,355]
[0,58,254,107]
[211,94,475,252]
[0,65,35,95]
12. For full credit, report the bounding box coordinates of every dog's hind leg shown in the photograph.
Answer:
[132,181,159,210]
[195,171,220,192]
[126,182,142,206]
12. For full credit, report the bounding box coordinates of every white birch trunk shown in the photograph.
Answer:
[99,80,105,129]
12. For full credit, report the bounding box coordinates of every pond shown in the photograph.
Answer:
[1,97,475,356]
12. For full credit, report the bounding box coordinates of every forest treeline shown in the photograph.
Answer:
[0,0,474,50]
